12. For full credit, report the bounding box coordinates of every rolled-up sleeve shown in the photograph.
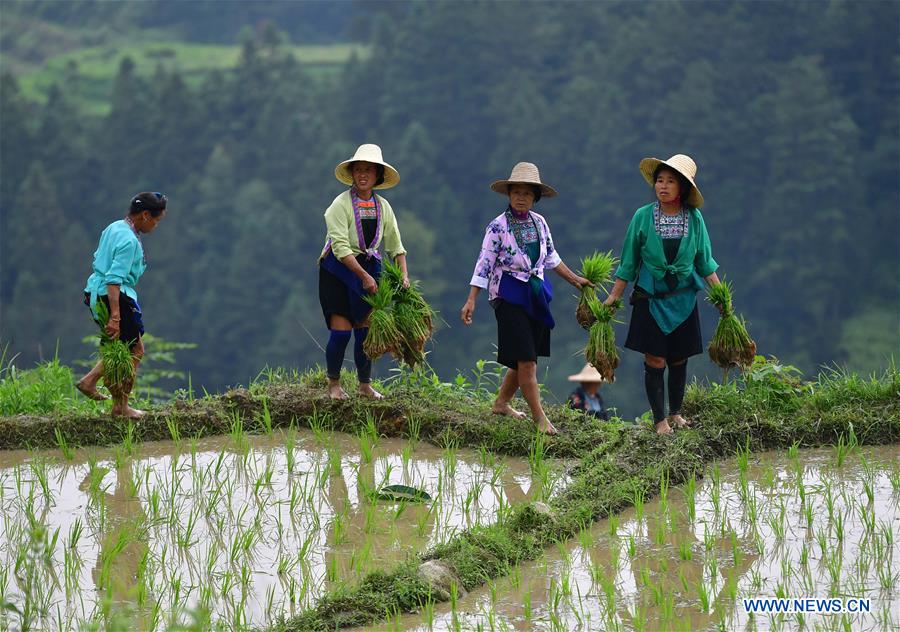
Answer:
[105,238,138,285]
[470,223,500,288]
[542,218,562,269]
[693,211,718,277]
[324,199,354,260]
[614,211,644,282]
[381,201,406,258]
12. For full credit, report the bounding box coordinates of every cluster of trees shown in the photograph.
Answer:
[1,1,896,415]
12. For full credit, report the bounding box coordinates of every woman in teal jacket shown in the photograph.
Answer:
[604,155,721,434]
[77,192,167,418]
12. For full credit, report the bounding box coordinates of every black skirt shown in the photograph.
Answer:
[318,253,381,328]
[83,292,144,349]
[624,294,702,362]
[494,299,550,370]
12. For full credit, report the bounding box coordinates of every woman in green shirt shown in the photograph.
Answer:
[318,144,409,400]
[604,155,721,434]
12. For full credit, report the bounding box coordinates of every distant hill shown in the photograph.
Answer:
[1,0,364,114]
[12,40,370,115]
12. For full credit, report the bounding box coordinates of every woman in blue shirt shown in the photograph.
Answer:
[77,192,167,418]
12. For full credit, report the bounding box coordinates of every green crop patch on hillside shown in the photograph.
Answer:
[15,41,370,115]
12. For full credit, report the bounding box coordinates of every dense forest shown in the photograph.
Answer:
[1,0,897,417]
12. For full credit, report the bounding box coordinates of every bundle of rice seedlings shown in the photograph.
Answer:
[576,251,618,329]
[706,280,757,369]
[583,296,621,381]
[380,260,435,368]
[94,300,136,397]
[363,277,403,360]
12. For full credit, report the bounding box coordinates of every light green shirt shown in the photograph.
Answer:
[319,190,406,261]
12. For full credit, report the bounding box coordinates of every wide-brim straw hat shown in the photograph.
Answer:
[567,363,605,383]
[490,162,558,198]
[639,154,704,208]
[335,144,400,189]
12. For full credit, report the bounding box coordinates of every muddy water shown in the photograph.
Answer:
[0,428,565,630]
[372,445,899,631]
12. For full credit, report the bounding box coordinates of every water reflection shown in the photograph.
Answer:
[0,429,563,629]
[371,445,899,631]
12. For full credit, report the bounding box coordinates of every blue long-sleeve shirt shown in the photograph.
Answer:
[84,220,145,310]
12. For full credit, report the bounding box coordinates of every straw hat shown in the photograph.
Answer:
[639,154,704,208]
[490,162,558,198]
[334,144,400,189]
[567,363,605,383]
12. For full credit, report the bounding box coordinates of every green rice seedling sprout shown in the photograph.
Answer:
[363,276,403,360]
[705,279,756,374]
[93,299,137,398]
[575,251,617,328]
[633,482,646,522]
[679,540,693,561]
[683,474,697,523]
[54,428,75,461]
[627,533,636,558]
[583,295,621,381]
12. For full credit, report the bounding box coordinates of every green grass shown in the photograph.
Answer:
[14,41,370,115]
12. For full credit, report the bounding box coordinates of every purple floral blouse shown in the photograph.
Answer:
[469,210,562,300]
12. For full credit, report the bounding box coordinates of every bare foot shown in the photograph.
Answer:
[536,417,559,435]
[655,419,674,434]
[491,402,527,419]
[112,406,144,419]
[669,414,692,429]
[358,383,384,400]
[76,380,109,401]
[328,382,349,400]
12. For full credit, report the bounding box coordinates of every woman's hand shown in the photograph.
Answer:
[460,299,476,325]
[572,275,593,290]
[105,316,121,339]
[361,273,378,294]
[402,274,410,289]
[604,278,628,307]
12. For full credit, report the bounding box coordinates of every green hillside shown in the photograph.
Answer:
[13,41,369,115]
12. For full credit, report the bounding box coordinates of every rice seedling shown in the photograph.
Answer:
[582,296,621,381]
[705,279,756,373]
[696,579,711,612]
[53,429,75,461]
[362,276,403,361]
[91,301,137,399]
[575,251,617,328]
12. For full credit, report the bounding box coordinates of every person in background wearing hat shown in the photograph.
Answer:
[461,162,591,435]
[318,144,408,400]
[566,363,610,420]
[77,191,168,418]
[604,155,722,434]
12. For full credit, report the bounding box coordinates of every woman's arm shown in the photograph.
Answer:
[395,253,409,288]
[340,254,378,294]
[551,261,591,289]
[105,284,122,337]
[604,278,629,305]
[460,286,481,325]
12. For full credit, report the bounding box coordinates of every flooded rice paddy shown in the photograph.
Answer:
[0,424,567,630]
[372,445,899,631]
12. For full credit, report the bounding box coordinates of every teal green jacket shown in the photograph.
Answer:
[83,220,146,312]
[615,203,718,334]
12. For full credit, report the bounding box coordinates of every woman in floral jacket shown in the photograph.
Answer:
[460,162,590,435]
